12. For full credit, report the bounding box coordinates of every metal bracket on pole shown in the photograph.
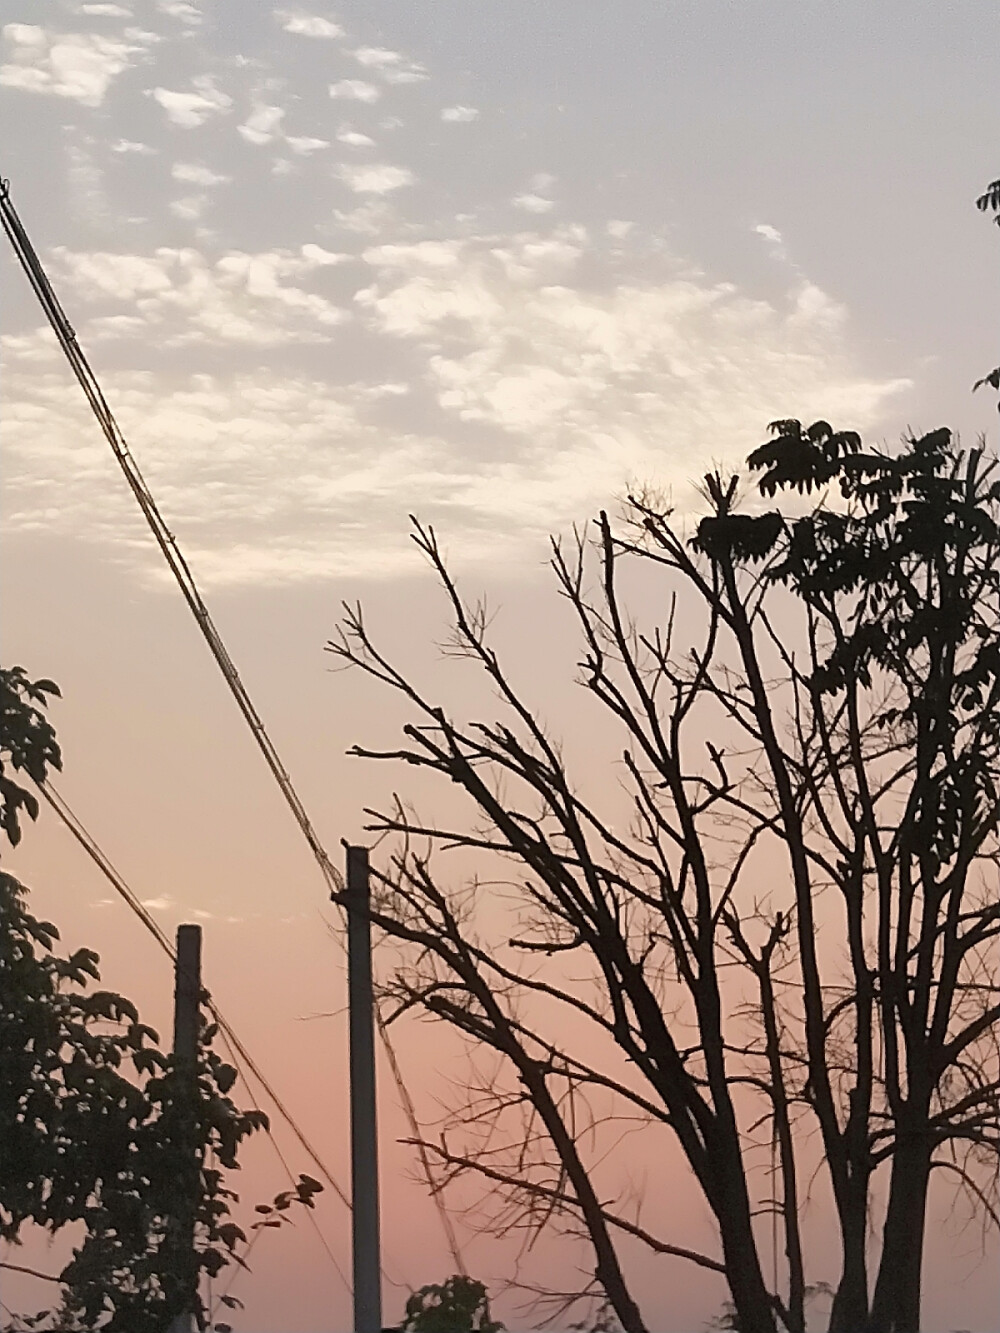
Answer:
[347,845,382,1333]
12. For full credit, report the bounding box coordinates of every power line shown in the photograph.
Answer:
[2,171,464,1283]
[0,175,342,902]
[37,781,351,1216]
[36,782,359,1306]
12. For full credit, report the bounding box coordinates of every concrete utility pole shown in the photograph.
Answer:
[346,845,383,1333]
[167,923,202,1333]
[173,923,202,1065]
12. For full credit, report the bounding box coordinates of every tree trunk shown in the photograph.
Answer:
[827,1193,869,1333]
[867,1131,932,1333]
[709,1137,779,1333]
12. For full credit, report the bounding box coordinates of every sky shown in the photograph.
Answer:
[1,1,999,1329]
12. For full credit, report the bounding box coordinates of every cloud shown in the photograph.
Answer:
[329,78,379,102]
[513,193,554,214]
[112,137,155,153]
[353,227,911,519]
[0,23,152,107]
[3,227,910,589]
[65,138,112,224]
[339,163,414,195]
[237,100,285,144]
[353,46,403,68]
[337,127,375,147]
[276,10,344,38]
[157,1,202,24]
[755,223,790,262]
[607,219,633,239]
[151,76,232,127]
[141,895,175,911]
[80,4,132,15]
[382,67,427,86]
[332,200,394,235]
[286,134,329,154]
[40,244,351,344]
[755,223,783,245]
[441,104,478,123]
[169,194,207,220]
[172,161,230,186]
[351,46,427,84]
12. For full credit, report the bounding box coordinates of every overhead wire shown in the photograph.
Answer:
[0,175,341,901]
[36,781,354,1297]
[1,173,464,1278]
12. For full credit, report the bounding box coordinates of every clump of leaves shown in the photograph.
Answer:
[0,665,314,1332]
[401,1275,505,1333]
[0,665,61,845]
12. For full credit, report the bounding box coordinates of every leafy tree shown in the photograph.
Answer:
[0,665,61,846]
[329,419,1000,1333]
[974,175,1000,402]
[401,1275,505,1333]
[0,665,304,1332]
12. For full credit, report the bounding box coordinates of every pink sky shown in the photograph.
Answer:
[2,2,999,1329]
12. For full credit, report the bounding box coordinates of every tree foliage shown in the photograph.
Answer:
[401,1275,505,1333]
[0,665,310,1332]
[329,418,1000,1333]
[974,175,1000,399]
[0,665,61,847]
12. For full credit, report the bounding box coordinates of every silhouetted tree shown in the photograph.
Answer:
[974,175,1000,405]
[401,1275,505,1333]
[0,666,310,1332]
[329,421,1000,1333]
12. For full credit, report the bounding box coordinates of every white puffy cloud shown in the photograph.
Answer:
[339,163,414,194]
[0,327,62,365]
[755,223,783,245]
[237,100,285,144]
[151,76,232,127]
[332,200,394,234]
[755,223,789,261]
[112,137,155,153]
[0,23,152,107]
[353,46,402,68]
[441,104,478,122]
[42,244,350,345]
[382,66,427,86]
[299,243,351,265]
[276,10,344,38]
[65,139,111,223]
[286,134,329,154]
[80,4,132,15]
[157,1,202,24]
[351,48,427,84]
[169,194,207,220]
[337,127,374,147]
[355,228,910,516]
[0,365,443,583]
[329,78,379,102]
[513,193,554,214]
[3,227,911,589]
[172,161,231,186]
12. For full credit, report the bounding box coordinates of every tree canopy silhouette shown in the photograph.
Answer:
[0,665,295,1333]
[330,418,1000,1333]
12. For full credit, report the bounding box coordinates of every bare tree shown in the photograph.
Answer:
[327,422,1000,1333]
